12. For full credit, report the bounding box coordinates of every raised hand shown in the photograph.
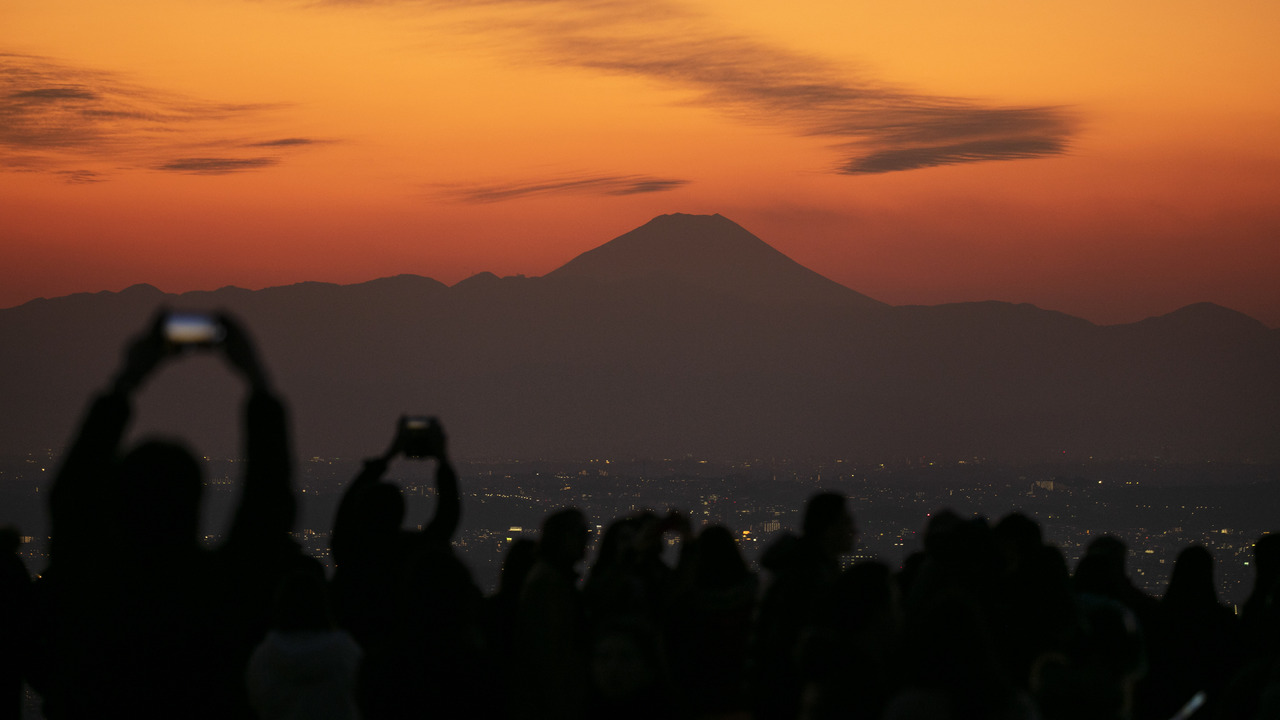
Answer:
[393,416,447,461]
[111,311,170,395]
[217,312,271,391]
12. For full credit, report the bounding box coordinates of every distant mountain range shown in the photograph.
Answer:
[2,213,1277,463]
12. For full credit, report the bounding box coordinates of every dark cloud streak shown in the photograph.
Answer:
[840,137,1070,174]
[396,0,1075,175]
[246,137,322,147]
[10,87,100,101]
[157,157,281,174]
[442,174,689,203]
[532,29,1075,174]
[0,53,314,179]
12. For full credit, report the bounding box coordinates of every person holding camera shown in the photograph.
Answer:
[330,416,489,719]
[29,311,303,720]
[329,416,459,646]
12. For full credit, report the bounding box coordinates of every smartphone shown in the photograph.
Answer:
[401,416,440,458]
[1170,692,1206,720]
[164,312,225,347]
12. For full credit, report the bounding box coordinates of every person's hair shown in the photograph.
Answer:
[802,492,848,539]
[498,538,538,596]
[1164,544,1216,608]
[539,507,588,561]
[693,525,751,589]
[1254,533,1280,576]
[994,512,1043,550]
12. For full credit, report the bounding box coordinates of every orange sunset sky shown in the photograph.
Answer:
[4,0,1279,326]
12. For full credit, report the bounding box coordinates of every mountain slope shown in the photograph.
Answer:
[546,213,883,308]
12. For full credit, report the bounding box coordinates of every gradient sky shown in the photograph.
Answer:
[4,0,1279,326]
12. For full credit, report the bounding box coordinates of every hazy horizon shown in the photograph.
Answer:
[5,213,1278,330]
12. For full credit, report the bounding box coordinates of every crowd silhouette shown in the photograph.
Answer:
[2,312,1279,720]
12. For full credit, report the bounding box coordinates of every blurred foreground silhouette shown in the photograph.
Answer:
[9,310,1280,720]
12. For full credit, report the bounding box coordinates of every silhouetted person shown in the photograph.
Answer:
[517,507,591,720]
[1138,545,1240,720]
[1242,533,1280,654]
[884,591,1036,720]
[993,512,1044,578]
[0,528,31,720]
[1073,535,1160,630]
[329,415,460,652]
[1218,532,1280,720]
[1033,590,1145,720]
[799,560,902,720]
[584,510,688,632]
[487,538,539,717]
[905,511,1002,617]
[1071,535,1158,719]
[30,311,301,720]
[886,512,1037,719]
[665,524,758,717]
[990,514,1075,688]
[752,492,855,720]
[246,559,362,720]
[584,514,646,626]
[489,539,538,638]
[329,416,485,719]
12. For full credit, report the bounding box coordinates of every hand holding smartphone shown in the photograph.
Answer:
[398,416,445,459]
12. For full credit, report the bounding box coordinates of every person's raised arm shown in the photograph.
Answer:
[220,314,296,547]
[50,313,168,565]
[330,432,398,567]
[415,418,459,547]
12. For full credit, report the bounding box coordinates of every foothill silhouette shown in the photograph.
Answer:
[7,303,1280,720]
[3,213,1278,465]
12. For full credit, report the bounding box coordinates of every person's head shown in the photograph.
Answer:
[802,492,855,558]
[1076,535,1129,596]
[1165,544,1216,607]
[1085,535,1128,568]
[1254,533,1280,579]
[632,511,666,558]
[498,538,538,597]
[692,525,750,588]
[593,515,642,574]
[540,508,590,569]
[117,439,203,549]
[994,512,1043,571]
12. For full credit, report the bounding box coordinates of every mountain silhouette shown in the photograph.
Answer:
[1,213,1277,464]
[546,213,882,308]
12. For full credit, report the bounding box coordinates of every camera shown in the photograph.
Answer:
[163,312,225,348]
[400,416,442,458]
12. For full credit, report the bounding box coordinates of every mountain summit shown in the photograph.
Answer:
[546,213,883,307]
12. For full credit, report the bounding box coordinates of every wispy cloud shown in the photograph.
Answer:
[157,157,282,174]
[342,0,1075,175]
[0,52,316,180]
[839,137,1070,174]
[529,19,1075,174]
[245,137,325,148]
[439,173,689,203]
